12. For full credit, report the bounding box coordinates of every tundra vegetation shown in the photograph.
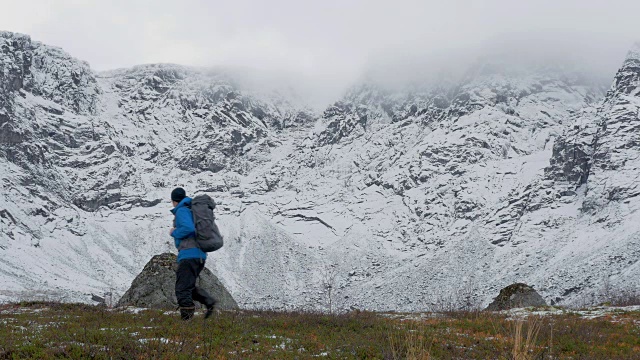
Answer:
[1,301,639,359]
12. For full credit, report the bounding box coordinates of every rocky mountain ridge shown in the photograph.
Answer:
[1,31,639,311]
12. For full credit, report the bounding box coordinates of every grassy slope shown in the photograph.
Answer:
[1,302,639,359]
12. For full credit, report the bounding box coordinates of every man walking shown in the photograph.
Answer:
[170,187,217,320]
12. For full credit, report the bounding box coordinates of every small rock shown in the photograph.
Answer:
[485,283,547,311]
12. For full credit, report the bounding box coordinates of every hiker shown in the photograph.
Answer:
[170,187,217,320]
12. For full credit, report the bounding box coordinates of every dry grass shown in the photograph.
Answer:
[388,321,433,360]
[1,302,640,359]
[510,317,542,360]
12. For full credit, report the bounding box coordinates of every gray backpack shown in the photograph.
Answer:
[190,194,223,252]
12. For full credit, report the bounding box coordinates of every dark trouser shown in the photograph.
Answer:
[175,258,215,309]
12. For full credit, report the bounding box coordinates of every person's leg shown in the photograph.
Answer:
[175,259,198,320]
[192,287,215,305]
[191,259,217,318]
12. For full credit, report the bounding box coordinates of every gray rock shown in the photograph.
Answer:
[546,135,592,186]
[318,102,368,145]
[486,283,547,311]
[91,294,105,304]
[117,253,238,310]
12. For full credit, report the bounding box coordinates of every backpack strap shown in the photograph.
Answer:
[178,237,198,250]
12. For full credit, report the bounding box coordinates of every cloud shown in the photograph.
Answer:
[1,0,639,107]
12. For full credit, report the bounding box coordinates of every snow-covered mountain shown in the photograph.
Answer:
[1,30,639,311]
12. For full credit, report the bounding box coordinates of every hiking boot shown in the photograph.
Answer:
[204,300,217,319]
[180,307,195,321]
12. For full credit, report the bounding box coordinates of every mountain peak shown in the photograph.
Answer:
[601,41,640,101]
[626,41,640,61]
[0,31,30,41]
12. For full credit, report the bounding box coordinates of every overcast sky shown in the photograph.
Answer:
[2,0,639,106]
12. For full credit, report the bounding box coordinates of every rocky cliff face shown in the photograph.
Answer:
[1,30,639,311]
[0,31,317,308]
[477,44,640,306]
[301,60,605,250]
[584,43,640,210]
[253,57,611,310]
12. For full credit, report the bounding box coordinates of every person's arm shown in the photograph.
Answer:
[171,208,195,239]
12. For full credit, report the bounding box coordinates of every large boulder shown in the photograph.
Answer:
[486,283,547,311]
[117,253,238,310]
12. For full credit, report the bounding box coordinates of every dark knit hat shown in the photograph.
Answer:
[171,187,186,202]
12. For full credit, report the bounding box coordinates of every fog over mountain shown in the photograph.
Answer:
[1,1,638,107]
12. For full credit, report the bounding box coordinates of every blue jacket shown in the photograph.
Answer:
[171,197,207,262]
